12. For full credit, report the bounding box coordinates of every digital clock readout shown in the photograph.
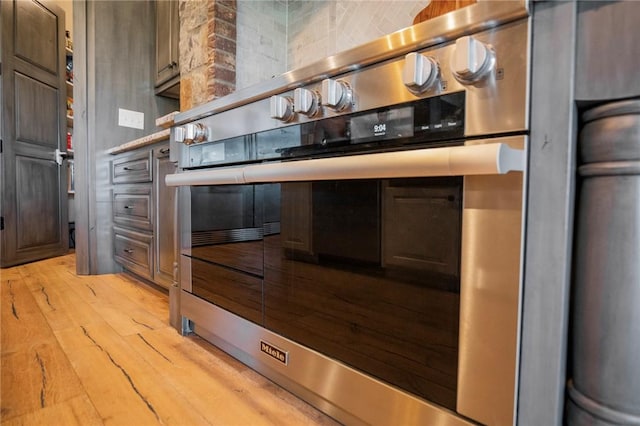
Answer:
[350,106,414,143]
[373,123,387,134]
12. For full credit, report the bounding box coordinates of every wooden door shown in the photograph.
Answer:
[1,0,69,267]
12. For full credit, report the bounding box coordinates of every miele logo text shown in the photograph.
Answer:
[260,340,288,365]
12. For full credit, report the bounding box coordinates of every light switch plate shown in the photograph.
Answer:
[118,108,144,129]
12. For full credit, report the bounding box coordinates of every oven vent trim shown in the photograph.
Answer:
[191,227,263,247]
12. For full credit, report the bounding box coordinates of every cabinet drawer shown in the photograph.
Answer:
[113,226,153,280]
[112,150,152,184]
[113,186,152,230]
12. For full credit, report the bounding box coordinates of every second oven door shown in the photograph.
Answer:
[264,176,463,410]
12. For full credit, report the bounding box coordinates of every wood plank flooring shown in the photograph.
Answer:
[0,254,340,426]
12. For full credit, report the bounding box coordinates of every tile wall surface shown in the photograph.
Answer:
[288,1,425,70]
[236,0,426,90]
[236,0,288,90]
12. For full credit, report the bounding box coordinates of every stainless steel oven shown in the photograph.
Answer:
[167,3,529,425]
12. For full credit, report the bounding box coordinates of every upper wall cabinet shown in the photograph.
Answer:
[155,0,179,99]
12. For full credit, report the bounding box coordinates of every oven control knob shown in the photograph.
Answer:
[270,95,295,122]
[451,36,495,84]
[294,88,321,117]
[321,79,353,112]
[402,52,439,93]
[183,123,208,145]
[174,126,185,144]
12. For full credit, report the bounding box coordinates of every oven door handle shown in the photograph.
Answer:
[165,142,524,186]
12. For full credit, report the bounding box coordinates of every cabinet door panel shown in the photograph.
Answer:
[155,0,179,86]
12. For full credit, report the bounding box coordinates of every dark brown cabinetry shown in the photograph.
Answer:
[112,143,175,288]
[155,0,180,98]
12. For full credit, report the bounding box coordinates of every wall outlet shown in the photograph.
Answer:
[118,108,144,130]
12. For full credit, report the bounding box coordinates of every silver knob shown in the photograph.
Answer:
[451,36,495,84]
[321,79,352,112]
[270,95,295,122]
[183,123,208,145]
[402,52,439,93]
[294,88,321,117]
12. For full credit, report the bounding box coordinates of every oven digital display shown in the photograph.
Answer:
[350,106,414,143]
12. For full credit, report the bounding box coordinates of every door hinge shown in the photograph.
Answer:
[1,217,4,231]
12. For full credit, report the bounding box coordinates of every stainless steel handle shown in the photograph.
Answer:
[166,141,525,187]
[124,249,133,253]
[159,148,170,155]
[123,205,133,209]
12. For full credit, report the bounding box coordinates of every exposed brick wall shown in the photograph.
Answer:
[208,0,237,99]
[179,0,237,111]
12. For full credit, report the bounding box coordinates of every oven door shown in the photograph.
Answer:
[183,175,462,408]
[172,136,525,425]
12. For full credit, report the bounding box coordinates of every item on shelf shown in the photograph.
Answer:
[65,30,73,51]
[66,97,73,118]
[66,55,73,83]
[67,132,72,150]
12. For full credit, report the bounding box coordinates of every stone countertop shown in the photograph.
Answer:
[106,128,171,155]
[107,111,178,155]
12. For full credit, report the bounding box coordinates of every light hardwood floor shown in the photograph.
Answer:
[0,254,340,426]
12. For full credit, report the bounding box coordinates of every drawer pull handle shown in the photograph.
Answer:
[123,205,133,209]
[159,148,170,154]
[124,249,133,254]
